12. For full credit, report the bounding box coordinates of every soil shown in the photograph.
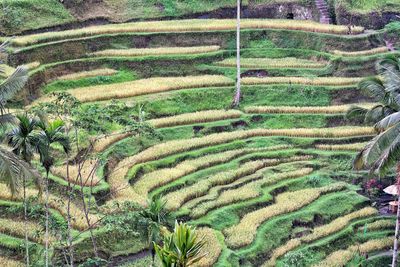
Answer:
[107,249,150,267]
[330,89,374,105]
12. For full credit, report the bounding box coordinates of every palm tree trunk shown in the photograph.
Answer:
[23,175,29,267]
[392,163,400,267]
[66,158,74,266]
[45,171,50,267]
[232,0,241,108]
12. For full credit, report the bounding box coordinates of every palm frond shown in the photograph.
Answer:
[375,111,400,132]
[359,77,386,101]
[0,66,28,105]
[365,105,386,124]
[0,146,43,196]
[371,133,400,176]
[0,38,12,54]
[353,123,400,170]
[345,105,369,121]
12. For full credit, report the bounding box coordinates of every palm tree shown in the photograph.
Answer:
[348,55,400,267]
[154,221,206,267]
[0,39,41,267]
[232,0,241,108]
[6,114,43,266]
[36,118,70,267]
[140,196,171,264]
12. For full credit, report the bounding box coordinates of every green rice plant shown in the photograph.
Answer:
[148,109,243,128]
[0,218,53,244]
[90,45,221,57]
[358,219,395,231]
[51,161,100,187]
[190,167,314,218]
[92,131,132,152]
[0,64,16,77]
[163,159,273,210]
[0,256,23,267]
[314,237,392,267]
[132,148,250,203]
[183,157,311,210]
[108,127,374,204]
[12,19,364,46]
[263,207,378,266]
[36,75,234,103]
[332,47,388,56]
[315,142,368,151]
[302,207,378,242]
[216,57,327,69]
[55,68,117,81]
[244,103,376,114]
[224,183,347,248]
[195,227,222,267]
[25,61,40,70]
[241,76,363,86]
[0,183,97,230]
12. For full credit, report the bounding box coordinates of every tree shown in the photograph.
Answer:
[36,119,70,267]
[154,221,206,267]
[231,0,241,108]
[348,55,400,267]
[0,39,41,267]
[6,114,43,266]
[140,196,171,264]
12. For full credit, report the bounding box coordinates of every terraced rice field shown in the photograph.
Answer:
[216,57,328,69]
[90,46,221,57]
[3,15,397,266]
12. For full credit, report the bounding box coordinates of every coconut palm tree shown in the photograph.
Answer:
[36,118,70,267]
[154,221,206,267]
[348,55,400,267]
[232,0,241,108]
[6,114,43,266]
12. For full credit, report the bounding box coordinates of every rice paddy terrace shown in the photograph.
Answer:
[2,16,400,267]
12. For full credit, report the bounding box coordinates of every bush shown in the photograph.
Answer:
[0,3,23,32]
[282,250,316,267]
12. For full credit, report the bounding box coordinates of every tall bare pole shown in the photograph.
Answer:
[232,0,241,107]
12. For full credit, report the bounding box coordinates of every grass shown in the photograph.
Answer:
[264,207,378,266]
[332,47,389,56]
[0,183,97,230]
[90,45,221,57]
[315,142,367,151]
[224,183,347,248]
[244,103,376,114]
[216,57,327,69]
[147,109,243,128]
[190,167,314,218]
[92,131,133,152]
[38,75,234,103]
[0,218,52,244]
[0,0,75,34]
[0,256,23,267]
[360,219,395,231]
[314,237,392,267]
[241,77,363,86]
[196,227,223,267]
[56,68,118,81]
[51,161,101,187]
[11,19,364,46]
[42,69,137,94]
